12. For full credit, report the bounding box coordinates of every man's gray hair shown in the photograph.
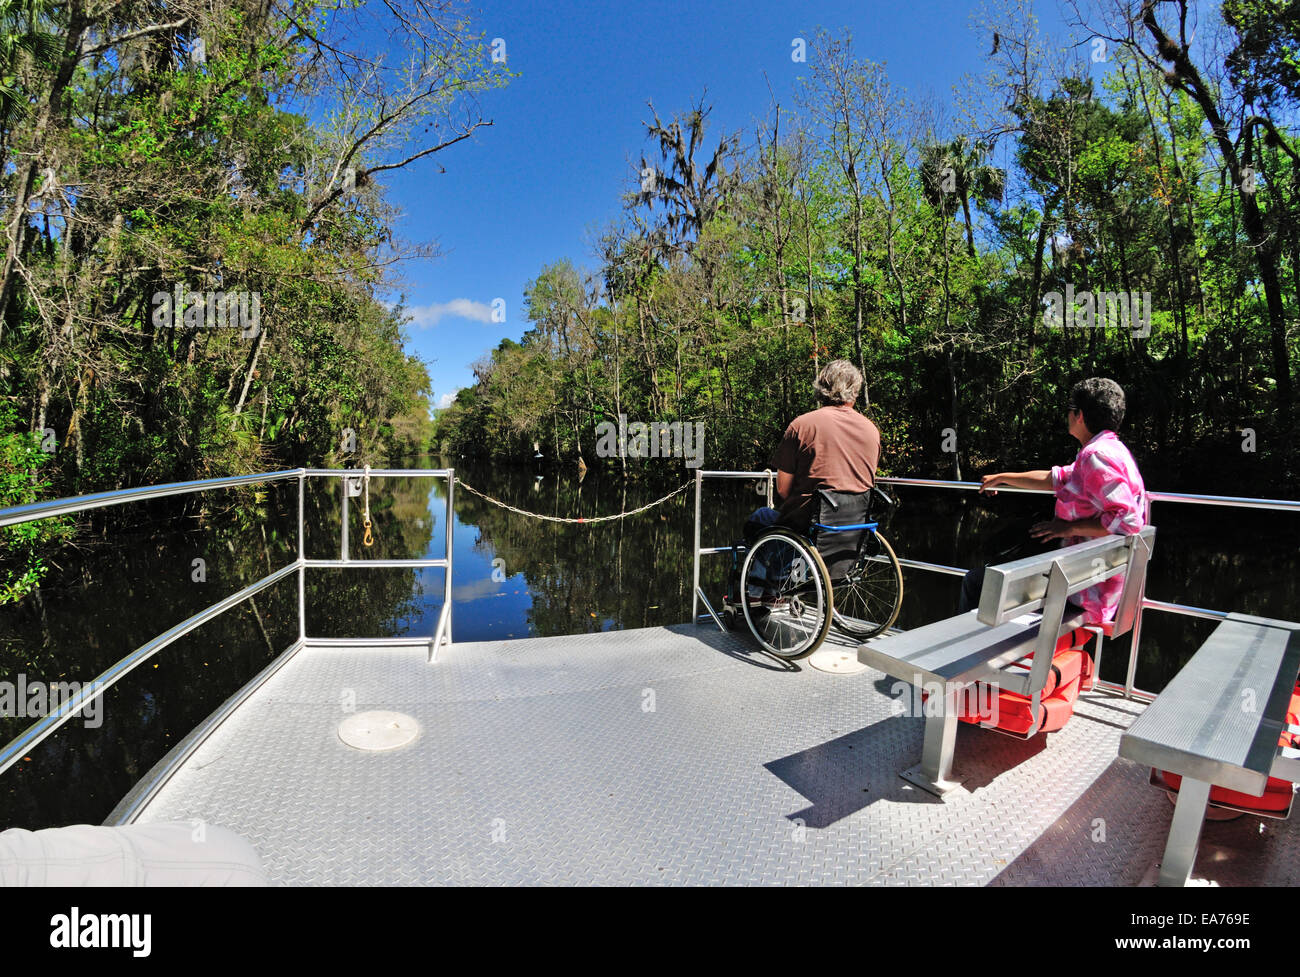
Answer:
[814,359,864,405]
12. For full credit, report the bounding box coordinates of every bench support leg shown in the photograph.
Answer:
[1081,626,1104,693]
[1158,777,1211,887]
[901,685,963,797]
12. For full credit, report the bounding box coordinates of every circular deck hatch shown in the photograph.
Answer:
[807,647,868,675]
[338,711,420,751]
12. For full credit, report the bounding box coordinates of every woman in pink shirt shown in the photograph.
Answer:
[959,378,1148,624]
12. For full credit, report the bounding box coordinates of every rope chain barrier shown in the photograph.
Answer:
[454,476,693,525]
[361,464,374,546]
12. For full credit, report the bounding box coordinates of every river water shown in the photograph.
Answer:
[2,456,1297,829]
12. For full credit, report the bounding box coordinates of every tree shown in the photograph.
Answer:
[1106,0,1295,426]
[920,136,1006,257]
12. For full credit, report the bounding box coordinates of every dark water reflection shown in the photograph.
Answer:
[1,457,1297,828]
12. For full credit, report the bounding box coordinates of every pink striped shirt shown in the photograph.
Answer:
[1050,431,1149,624]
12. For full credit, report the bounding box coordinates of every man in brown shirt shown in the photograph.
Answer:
[746,360,882,539]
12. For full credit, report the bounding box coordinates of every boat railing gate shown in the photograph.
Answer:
[690,470,1300,701]
[0,467,455,779]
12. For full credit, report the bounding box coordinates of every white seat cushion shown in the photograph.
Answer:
[0,822,268,886]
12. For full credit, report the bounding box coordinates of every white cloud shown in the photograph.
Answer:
[405,298,495,328]
[437,389,462,409]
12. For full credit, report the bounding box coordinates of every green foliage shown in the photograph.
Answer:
[1224,0,1300,107]
[0,400,72,603]
[0,0,504,526]
[440,24,1298,492]
[0,0,59,133]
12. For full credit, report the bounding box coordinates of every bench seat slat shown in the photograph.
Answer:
[1120,618,1300,796]
[853,531,1151,798]
[859,609,1084,686]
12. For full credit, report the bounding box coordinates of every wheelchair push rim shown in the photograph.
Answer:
[739,528,833,658]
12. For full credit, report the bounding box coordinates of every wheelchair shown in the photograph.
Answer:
[720,485,904,658]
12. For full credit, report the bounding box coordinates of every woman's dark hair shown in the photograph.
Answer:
[1069,377,1126,433]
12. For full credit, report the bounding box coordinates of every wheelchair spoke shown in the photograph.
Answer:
[831,532,904,639]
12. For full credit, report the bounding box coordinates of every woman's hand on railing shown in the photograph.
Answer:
[979,473,1009,496]
[980,470,1054,495]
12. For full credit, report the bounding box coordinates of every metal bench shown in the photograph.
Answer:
[859,527,1156,797]
[1119,613,1300,886]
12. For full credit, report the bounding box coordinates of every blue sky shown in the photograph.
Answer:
[373,0,1088,410]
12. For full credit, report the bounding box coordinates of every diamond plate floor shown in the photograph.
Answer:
[124,625,1300,885]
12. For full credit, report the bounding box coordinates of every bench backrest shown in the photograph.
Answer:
[975,527,1155,706]
[977,526,1156,634]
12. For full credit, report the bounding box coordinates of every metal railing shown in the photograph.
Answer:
[302,468,456,656]
[0,468,455,778]
[4,463,1294,779]
[690,469,1300,700]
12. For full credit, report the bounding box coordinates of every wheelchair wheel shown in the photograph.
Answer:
[739,529,832,659]
[831,531,903,640]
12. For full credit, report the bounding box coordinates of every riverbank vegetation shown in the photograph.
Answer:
[0,0,507,600]
[3,1,1299,608]
[437,2,1299,495]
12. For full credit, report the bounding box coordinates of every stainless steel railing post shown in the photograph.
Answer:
[341,475,349,562]
[692,468,703,624]
[297,470,306,642]
[1122,501,1157,700]
[444,470,455,645]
